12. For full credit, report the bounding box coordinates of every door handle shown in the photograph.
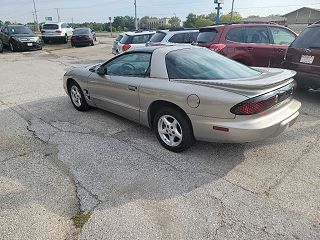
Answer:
[247,47,254,51]
[128,85,137,91]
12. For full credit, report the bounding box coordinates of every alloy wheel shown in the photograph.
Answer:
[157,115,183,147]
[70,85,82,107]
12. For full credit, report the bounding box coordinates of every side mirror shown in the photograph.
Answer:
[97,66,106,75]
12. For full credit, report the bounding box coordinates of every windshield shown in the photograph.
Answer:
[73,29,90,35]
[166,48,261,80]
[42,24,59,30]
[8,26,33,35]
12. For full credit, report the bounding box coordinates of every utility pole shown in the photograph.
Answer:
[32,0,39,32]
[109,17,112,37]
[55,8,61,22]
[134,0,138,30]
[230,0,235,22]
[214,0,223,25]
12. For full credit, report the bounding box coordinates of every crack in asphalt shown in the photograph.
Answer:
[265,133,320,196]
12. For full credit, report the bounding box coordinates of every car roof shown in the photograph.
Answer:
[128,45,199,54]
[126,31,156,36]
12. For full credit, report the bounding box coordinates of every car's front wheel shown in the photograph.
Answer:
[9,42,15,52]
[68,81,90,111]
[64,35,68,43]
[153,107,194,152]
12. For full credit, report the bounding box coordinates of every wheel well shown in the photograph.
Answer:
[148,100,192,129]
[66,78,77,94]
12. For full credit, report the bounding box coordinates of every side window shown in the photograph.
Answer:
[105,53,152,77]
[244,27,270,44]
[61,23,67,28]
[65,24,71,28]
[132,34,151,44]
[226,28,245,43]
[169,33,186,43]
[190,32,199,43]
[269,27,296,45]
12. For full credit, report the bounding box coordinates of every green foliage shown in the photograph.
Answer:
[112,16,135,31]
[184,13,198,28]
[71,22,105,32]
[220,12,242,23]
[184,13,215,28]
[195,18,214,27]
[168,16,181,27]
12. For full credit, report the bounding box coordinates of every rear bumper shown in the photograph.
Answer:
[71,39,92,46]
[189,99,301,143]
[283,61,319,88]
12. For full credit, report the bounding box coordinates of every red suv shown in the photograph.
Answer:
[283,23,320,90]
[196,24,297,68]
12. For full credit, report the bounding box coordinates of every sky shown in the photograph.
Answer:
[0,0,320,23]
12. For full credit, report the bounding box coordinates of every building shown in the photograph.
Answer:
[283,7,320,25]
[243,16,286,25]
[140,17,171,30]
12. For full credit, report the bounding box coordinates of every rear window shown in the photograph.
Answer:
[115,34,123,41]
[120,34,131,44]
[43,24,59,30]
[166,48,260,80]
[291,26,320,49]
[150,32,166,42]
[73,29,90,35]
[197,30,218,43]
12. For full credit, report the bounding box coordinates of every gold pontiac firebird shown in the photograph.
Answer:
[63,46,301,152]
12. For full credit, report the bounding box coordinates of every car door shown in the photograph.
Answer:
[88,52,152,122]
[268,26,296,68]
[242,26,273,67]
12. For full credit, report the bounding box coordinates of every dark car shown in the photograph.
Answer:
[0,25,42,52]
[71,28,96,47]
[283,23,320,90]
[196,24,297,68]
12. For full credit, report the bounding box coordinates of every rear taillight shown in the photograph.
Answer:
[230,82,296,115]
[84,35,91,39]
[122,44,131,52]
[55,29,62,33]
[209,44,226,53]
[71,36,76,40]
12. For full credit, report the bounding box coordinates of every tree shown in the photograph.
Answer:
[184,13,197,28]
[112,16,135,31]
[168,16,181,27]
[220,12,242,23]
[194,18,214,28]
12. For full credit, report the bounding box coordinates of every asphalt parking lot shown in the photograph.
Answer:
[0,38,319,240]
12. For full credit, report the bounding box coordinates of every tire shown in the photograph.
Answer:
[9,42,15,52]
[68,81,90,111]
[0,39,3,53]
[91,41,94,46]
[43,38,48,44]
[153,107,194,152]
[64,35,68,44]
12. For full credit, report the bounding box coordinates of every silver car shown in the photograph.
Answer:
[63,46,301,152]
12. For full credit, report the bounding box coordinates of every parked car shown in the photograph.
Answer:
[283,23,320,90]
[71,28,96,47]
[112,32,132,55]
[146,28,199,46]
[196,23,297,68]
[117,31,155,54]
[0,25,42,52]
[63,46,300,152]
[41,22,73,43]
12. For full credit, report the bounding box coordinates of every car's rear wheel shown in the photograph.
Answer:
[91,41,94,46]
[64,35,68,43]
[153,107,194,152]
[0,39,3,53]
[68,81,90,111]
